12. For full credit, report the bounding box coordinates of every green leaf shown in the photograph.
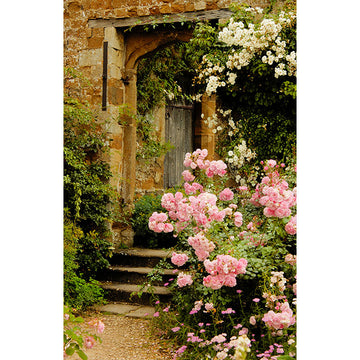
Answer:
[277,356,294,360]
[76,349,88,360]
[65,346,75,356]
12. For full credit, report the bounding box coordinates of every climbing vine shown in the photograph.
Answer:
[135,41,196,162]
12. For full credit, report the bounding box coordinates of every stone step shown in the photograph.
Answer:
[93,302,157,318]
[110,247,172,268]
[97,266,175,285]
[100,281,172,305]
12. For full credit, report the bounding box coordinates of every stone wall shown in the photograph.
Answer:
[64,0,271,104]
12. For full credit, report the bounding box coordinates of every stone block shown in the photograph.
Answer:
[111,0,126,7]
[171,3,186,12]
[105,27,124,50]
[110,133,123,149]
[87,36,104,49]
[90,0,112,10]
[107,121,124,135]
[138,178,155,191]
[108,47,123,67]
[149,6,160,15]
[120,227,135,247]
[67,1,82,13]
[81,0,92,10]
[92,94,102,105]
[85,27,92,38]
[137,6,151,16]
[113,8,129,17]
[108,64,122,80]
[108,85,124,106]
[78,48,102,67]
[206,0,218,10]
[194,0,206,10]
[184,3,195,11]
[127,6,139,17]
[160,4,171,14]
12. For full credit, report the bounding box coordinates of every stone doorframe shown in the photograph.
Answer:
[88,13,229,245]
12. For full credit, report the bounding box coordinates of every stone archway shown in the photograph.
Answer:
[88,13,231,246]
[120,29,194,206]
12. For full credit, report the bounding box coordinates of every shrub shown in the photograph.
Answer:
[64,94,115,279]
[64,70,119,307]
[144,149,296,359]
[64,216,106,310]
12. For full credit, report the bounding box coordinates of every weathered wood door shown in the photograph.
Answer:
[164,101,194,188]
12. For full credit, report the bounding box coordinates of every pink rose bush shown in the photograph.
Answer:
[146,149,296,359]
[250,160,296,219]
[249,160,297,239]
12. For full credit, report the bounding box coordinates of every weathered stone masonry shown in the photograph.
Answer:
[64,0,271,246]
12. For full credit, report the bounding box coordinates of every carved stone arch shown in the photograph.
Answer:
[124,29,193,70]
[121,28,194,208]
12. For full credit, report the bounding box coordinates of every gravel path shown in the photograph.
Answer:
[73,312,174,360]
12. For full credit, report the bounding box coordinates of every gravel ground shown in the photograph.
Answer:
[73,312,174,360]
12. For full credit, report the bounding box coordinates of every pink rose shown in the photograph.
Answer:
[268,159,277,168]
[274,205,291,219]
[182,170,195,182]
[171,252,189,267]
[205,303,214,311]
[219,188,234,201]
[285,215,297,235]
[84,336,96,349]
[234,212,243,227]
[177,272,193,287]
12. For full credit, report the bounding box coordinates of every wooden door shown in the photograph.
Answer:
[164,101,194,188]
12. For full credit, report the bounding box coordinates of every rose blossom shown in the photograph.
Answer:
[84,336,96,349]
[182,170,195,182]
[88,319,105,334]
[171,252,189,267]
[177,272,193,287]
[219,188,234,201]
[285,215,297,235]
[234,212,243,227]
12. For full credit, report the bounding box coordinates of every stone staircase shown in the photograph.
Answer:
[94,248,173,318]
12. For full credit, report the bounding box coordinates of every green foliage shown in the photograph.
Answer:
[64,94,115,280]
[136,113,174,162]
[64,216,106,310]
[64,306,103,358]
[219,110,296,164]
[64,71,121,308]
[137,41,195,115]
[132,193,176,248]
